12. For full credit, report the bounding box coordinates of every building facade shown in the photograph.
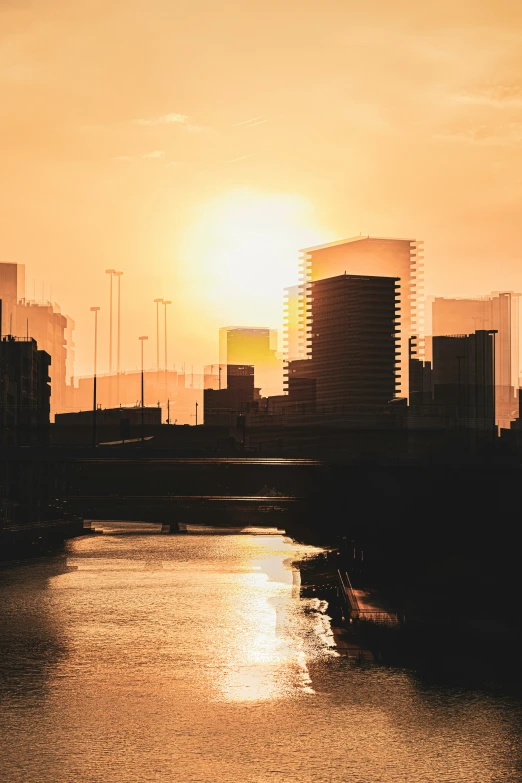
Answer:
[288,237,423,397]
[219,326,282,397]
[431,293,520,428]
[309,274,400,413]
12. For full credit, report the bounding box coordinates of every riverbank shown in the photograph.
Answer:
[0,519,92,561]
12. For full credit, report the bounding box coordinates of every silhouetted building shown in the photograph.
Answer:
[0,334,51,446]
[409,330,496,431]
[292,237,423,397]
[219,326,282,397]
[431,293,519,428]
[308,274,400,414]
[1,262,75,419]
[204,365,261,425]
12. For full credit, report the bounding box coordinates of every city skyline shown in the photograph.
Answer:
[2,1,522,375]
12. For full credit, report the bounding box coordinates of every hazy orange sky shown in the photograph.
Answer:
[2,0,522,376]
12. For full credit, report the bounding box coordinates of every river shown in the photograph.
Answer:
[1,522,521,783]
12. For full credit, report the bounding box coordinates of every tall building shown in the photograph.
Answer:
[219,327,282,397]
[0,263,75,419]
[0,335,51,446]
[283,285,302,363]
[431,293,520,428]
[309,274,400,413]
[0,262,25,335]
[288,237,423,397]
[431,331,496,430]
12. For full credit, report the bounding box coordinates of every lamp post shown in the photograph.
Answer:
[162,300,171,391]
[90,306,101,447]
[113,271,123,405]
[105,270,115,373]
[154,298,163,371]
[114,271,123,374]
[139,336,148,442]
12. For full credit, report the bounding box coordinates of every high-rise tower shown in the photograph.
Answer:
[286,237,424,397]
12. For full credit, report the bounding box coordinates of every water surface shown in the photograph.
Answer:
[1,522,521,783]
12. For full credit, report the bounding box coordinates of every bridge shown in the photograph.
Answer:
[50,456,322,530]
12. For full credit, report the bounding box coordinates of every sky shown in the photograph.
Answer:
[1,0,522,376]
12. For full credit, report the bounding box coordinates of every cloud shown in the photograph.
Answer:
[133,113,188,126]
[185,123,210,134]
[434,121,522,146]
[232,117,268,128]
[453,84,522,109]
[227,154,255,163]
[142,150,165,159]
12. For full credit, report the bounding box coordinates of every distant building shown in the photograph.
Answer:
[0,334,51,446]
[431,293,520,428]
[290,237,423,397]
[219,326,282,397]
[431,331,496,429]
[204,365,260,426]
[309,274,400,413]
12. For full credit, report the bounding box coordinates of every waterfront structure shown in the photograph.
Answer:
[309,274,400,413]
[0,334,51,446]
[431,293,520,428]
[219,326,282,397]
[289,237,423,397]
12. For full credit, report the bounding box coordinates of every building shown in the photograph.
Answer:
[219,326,282,397]
[431,331,496,429]
[289,237,423,397]
[0,262,75,419]
[308,274,400,414]
[0,334,51,446]
[431,293,520,428]
[204,365,260,426]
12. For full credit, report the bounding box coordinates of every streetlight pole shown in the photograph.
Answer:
[114,271,123,374]
[162,300,171,391]
[90,306,101,447]
[114,271,123,405]
[154,299,163,371]
[105,270,115,373]
[139,336,148,442]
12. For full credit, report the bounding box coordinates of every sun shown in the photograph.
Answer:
[180,188,332,331]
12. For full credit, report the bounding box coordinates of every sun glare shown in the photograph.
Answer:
[180,189,332,329]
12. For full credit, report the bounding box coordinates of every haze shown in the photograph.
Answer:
[1,0,522,375]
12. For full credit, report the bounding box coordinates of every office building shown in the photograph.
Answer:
[431,330,496,429]
[0,262,75,419]
[309,274,400,413]
[431,293,520,428]
[219,326,282,397]
[289,237,423,397]
[0,334,51,446]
